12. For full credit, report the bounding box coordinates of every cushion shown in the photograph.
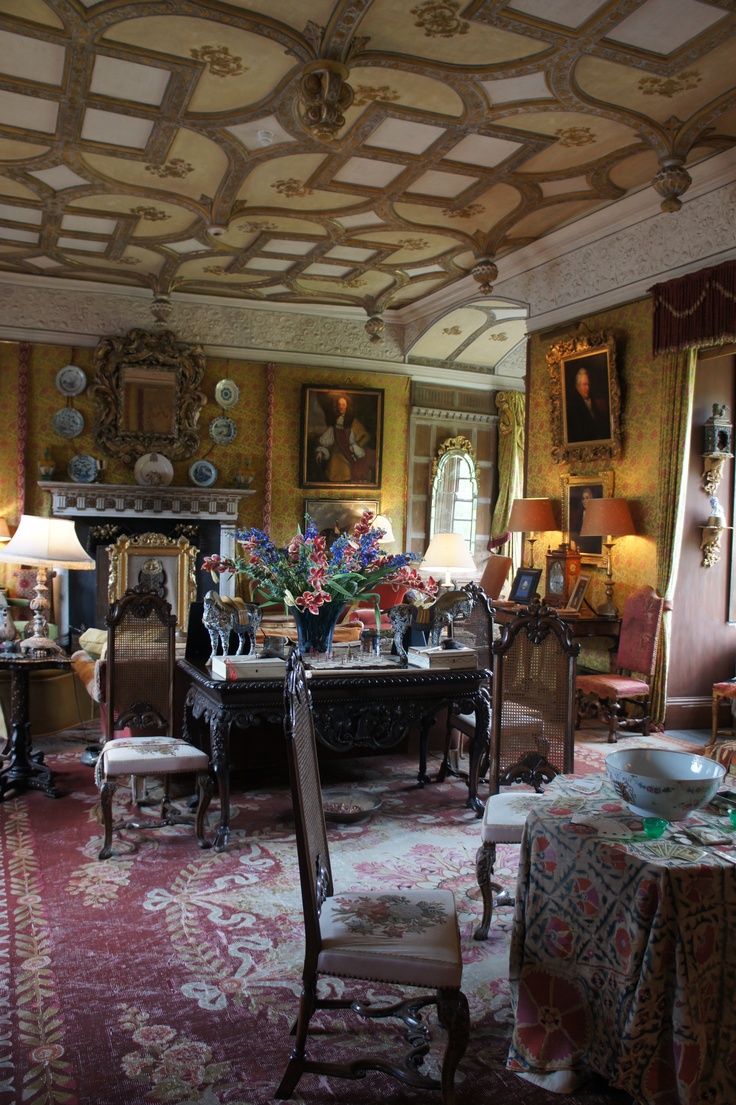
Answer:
[78,627,107,659]
[481,791,556,844]
[318,889,462,988]
[577,674,649,697]
[713,681,736,698]
[100,736,209,775]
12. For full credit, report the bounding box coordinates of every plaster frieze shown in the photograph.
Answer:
[411,408,496,425]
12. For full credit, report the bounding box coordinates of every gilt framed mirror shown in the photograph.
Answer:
[90,328,206,464]
[429,436,478,549]
[107,532,198,635]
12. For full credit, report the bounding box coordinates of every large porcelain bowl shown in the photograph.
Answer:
[606,748,725,821]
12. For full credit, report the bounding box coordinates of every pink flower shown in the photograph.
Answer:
[295,591,331,614]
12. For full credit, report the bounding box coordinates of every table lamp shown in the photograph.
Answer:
[420,532,477,589]
[0,515,95,653]
[580,498,635,618]
[508,498,557,567]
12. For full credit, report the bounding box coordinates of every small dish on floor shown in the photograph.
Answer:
[322,789,382,823]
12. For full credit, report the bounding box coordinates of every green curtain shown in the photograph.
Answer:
[491,391,525,568]
[651,347,696,725]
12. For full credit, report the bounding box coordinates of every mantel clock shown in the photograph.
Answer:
[544,545,582,608]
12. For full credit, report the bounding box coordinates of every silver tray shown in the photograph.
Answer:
[52,407,84,438]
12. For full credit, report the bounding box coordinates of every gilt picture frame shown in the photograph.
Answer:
[107,532,198,634]
[300,386,383,489]
[547,332,621,465]
[561,472,615,567]
[304,499,380,547]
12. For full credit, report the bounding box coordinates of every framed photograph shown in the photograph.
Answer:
[561,472,614,567]
[547,332,621,465]
[304,499,379,547]
[300,386,384,489]
[564,572,592,613]
[509,567,542,605]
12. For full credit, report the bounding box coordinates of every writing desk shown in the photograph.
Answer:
[179,658,490,851]
[508,781,736,1103]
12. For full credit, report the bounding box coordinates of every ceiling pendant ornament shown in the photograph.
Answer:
[297,59,354,142]
[652,156,692,213]
[471,257,498,295]
[365,315,385,344]
[151,294,173,326]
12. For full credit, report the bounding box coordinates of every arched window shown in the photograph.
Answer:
[430,437,478,550]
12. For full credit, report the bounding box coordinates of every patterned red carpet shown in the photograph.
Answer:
[0,725,692,1105]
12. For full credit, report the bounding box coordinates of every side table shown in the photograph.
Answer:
[0,652,70,799]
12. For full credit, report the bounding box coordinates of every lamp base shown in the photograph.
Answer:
[595,601,619,619]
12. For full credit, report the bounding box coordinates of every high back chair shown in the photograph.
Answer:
[277,651,470,1104]
[96,588,212,860]
[474,605,579,939]
[441,582,495,782]
[576,585,665,743]
[478,554,513,600]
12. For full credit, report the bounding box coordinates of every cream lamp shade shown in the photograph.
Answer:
[372,514,395,545]
[420,532,476,588]
[0,515,94,653]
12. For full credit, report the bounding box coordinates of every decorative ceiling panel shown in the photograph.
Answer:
[0,0,732,343]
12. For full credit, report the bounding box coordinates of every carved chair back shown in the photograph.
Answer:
[615,586,665,677]
[489,605,580,794]
[104,588,175,742]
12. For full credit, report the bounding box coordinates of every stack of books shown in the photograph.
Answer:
[407,645,478,670]
[210,655,286,680]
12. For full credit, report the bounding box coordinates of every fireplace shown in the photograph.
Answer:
[42,481,254,643]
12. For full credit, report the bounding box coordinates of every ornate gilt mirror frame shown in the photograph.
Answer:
[107,532,198,634]
[91,328,206,464]
[547,331,622,465]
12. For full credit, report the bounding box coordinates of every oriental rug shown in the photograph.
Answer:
[0,725,695,1105]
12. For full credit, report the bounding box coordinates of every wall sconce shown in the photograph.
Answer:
[507,497,557,568]
[702,403,733,495]
[700,496,730,568]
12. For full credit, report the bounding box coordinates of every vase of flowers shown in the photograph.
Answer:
[203,511,437,656]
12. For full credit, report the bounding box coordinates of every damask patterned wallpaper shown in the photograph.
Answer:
[0,341,410,561]
[526,297,661,614]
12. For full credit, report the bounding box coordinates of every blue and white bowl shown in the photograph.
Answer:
[606,747,725,821]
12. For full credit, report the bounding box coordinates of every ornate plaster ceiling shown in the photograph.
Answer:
[0,0,734,341]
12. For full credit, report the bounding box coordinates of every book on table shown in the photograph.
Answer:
[407,645,478,669]
[210,655,287,680]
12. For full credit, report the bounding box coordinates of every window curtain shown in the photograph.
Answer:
[651,348,696,725]
[490,391,525,569]
[648,259,736,724]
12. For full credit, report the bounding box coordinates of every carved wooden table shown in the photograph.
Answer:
[179,658,491,851]
[0,652,71,800]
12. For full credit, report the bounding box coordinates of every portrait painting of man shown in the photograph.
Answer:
[561,472,614,566]
[562,349,612,446]
[301,386,383,489]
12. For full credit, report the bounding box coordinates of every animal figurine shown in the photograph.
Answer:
[202,590,262,660]
[388,589,472,662]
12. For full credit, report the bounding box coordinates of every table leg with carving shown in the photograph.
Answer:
[466,688,491,816]
[0,659,64,800]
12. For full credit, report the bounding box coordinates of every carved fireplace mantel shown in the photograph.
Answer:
[40,481,254,522]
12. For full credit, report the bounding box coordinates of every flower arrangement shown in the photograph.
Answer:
[203,511,437,619]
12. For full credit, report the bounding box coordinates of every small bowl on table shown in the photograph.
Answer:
[606,748,725,822]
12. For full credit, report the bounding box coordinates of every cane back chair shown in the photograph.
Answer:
[277,651,470,1104]
[96,588,212,860]
[474,605,579,939]
[440,582,495,783]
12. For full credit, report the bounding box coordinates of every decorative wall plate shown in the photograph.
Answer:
[188,458,218,487]
[133,451,174,487]
[52,407,84,438]
[68,454,98,483]
[55,364,87,397]
[215,379,240,409]
[210,416,237,446]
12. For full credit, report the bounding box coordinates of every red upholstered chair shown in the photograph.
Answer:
[576,585,665,744]
[348,581,408,630]
[478,554,513,601]
[707,683,736,756]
